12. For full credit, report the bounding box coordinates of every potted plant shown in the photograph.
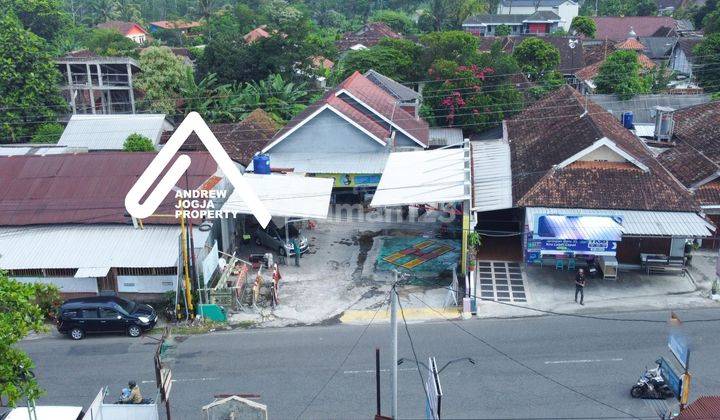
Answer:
[467,231,482,271]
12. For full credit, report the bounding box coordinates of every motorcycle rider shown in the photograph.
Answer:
[123,380,143,404]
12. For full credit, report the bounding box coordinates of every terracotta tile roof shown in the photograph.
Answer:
[244,26,271,43]
[583,40,616,66]
[165,109,279,166]
[97,21,148,35]
[0,152,218,226]
[310,55,334,70]
[575,52,655,81]
[617,37,646,51]
[477,36,585,73]
[656,101,720,188]
[326,94,392,141]
[508,85,697,211]
[150,20,202,30]
[336,22,402,51]
[592,17,677,41]
[694,181,720,206]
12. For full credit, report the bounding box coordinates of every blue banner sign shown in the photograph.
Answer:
[526,238,618,262]
[668,333,690,370]
[658,357,682,398]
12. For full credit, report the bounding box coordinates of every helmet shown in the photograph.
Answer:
[128,380,137,388]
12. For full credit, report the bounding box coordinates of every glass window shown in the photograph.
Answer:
[62,310,78,318]
[81,308,97,318]
[99,308,119,319]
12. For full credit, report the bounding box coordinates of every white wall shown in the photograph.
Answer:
[117,275,177,294]
[557,2,579,30]
[15,276,98,293]
[495,2,577,30]
[579,145,628,162]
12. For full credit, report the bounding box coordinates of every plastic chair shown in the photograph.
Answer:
[567,258,576,271]
[555,258,564,270]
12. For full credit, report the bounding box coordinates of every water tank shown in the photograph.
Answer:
[622,111,634,129]
[253,154,271,174]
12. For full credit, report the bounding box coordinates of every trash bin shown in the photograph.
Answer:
[198,304,227,322]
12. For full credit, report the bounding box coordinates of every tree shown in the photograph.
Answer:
[495,24,511,36]
[31,123,64,144]
[0,272,46,407]
[703,10,720,33]
[425,0,487,30]
[1,0,69,41]
[594,50,651,99]
[336,38,422,82]
[512,37,560,81]
[370,10,417,34]
[571,16,596,37]
[135,46,188,114]
[420,30,480,70]
[0,13,66,143]
[83,28,138,57]
[694,34,720,92]
[123,133,155,151]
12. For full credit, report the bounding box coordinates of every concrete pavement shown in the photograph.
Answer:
[20,307,720,419]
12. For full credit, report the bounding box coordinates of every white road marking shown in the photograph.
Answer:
[343,368,416,374]
[544,358,623,365]
[141,377,219,384]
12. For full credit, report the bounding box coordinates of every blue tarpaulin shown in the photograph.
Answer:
[536,215,623,241]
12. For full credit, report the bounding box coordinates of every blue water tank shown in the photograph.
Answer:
[253,154,271,174]
[622,111,634,129]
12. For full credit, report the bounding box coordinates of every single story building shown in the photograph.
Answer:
[58,114,173,150]
[462,11,561,36]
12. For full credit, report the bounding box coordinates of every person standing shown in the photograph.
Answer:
[575,268,586,305]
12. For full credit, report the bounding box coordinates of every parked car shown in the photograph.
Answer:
[254,220,308,256]
[56,296,157,340]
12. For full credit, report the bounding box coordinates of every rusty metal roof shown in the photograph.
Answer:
[677,396,720,419]
[0,152,218,226]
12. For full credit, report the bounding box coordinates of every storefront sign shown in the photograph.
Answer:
[668,332,690,370]
[316,173,382,188]
[526,238,618,262]
[658,357,682,399]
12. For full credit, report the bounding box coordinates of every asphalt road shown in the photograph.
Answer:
[20,307,720,419]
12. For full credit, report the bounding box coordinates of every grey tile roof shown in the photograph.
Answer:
[587,94,711,124]
[364,70,420,102]
[638,37,676,59]
[463,11,560,25]
[499,0,576,6]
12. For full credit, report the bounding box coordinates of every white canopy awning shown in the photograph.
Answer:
[0,225,181,271]
[471,139,513,212]
[371,147,471,207]
[221,174,334,219]
[526,207,714,237]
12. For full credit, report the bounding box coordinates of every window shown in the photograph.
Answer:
[99,308,119,319]
[81,308,98,318]
[117,267,177,276]
[62,310,78,319]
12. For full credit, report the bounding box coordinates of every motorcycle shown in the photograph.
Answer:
[630,361,675,399]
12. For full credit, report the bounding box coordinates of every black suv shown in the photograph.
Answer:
[56,296,157,340]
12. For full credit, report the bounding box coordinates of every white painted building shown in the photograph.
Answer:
[496,0,579,31]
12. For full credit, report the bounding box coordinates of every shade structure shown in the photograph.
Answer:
[221,173,334,219]
[74,266,112,278]
[370,148,471,207]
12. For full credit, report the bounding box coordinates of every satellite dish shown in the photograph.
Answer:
[568,39,578,49]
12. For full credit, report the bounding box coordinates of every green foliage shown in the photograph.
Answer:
[703,9,720,33]
[123,133,155,151]
[30,123,64,144]
[370,9,417,34]
[512,37,560,82]
[594,50,651,100]
[694,34,720,92]
[0,13,66,143]
[84,28,139,57]
[419,30,480,69]
[336,38,421,82]
[33,283,62,320]
[550,28,569,36]
[135,46,188,114]
[580,0,657,16]
[495,24,511,36]
[0,272,46,407]
[1,0,69,41]
[571,16,596,38]
[423,0,487,30]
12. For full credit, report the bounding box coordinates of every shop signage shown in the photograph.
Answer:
[658,357,682,398]
[668,332,690,370]
[317,173,382,188]
[526,238,618,262]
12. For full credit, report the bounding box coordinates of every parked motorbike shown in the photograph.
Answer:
[630,362,675,399]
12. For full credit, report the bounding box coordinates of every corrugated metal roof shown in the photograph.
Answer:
[587,94,711,124]
[0,225,180,270]
[371,148,471,207]
[471,140,513,212]
[221,174,333,219]
[248,152,390,174]
[0,146,84,156]
[428,128,464,147]
[58,114,171,150]
[526,207,713,237]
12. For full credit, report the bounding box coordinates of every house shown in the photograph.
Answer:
[496,0,579,31]
[96,21,149,44]
[653,102,720,245]
[163,108,279,168]
[250,71,429,200]
[478,35,585,75]
[364,69,420,117]
[57,51,140,115]
[0,152,219,299]
[574,50,656,94]
[149,20,203,36]
[336,22,403,52]
[503,86,711,266]
[670,36,703,77]
[592,16,678,41]
[244,25,271,43]
[462,11,561,36]
[57,114,173,150]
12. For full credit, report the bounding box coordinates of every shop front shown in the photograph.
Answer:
[313,173,382,204]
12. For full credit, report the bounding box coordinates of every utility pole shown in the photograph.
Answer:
[390,279,398,420]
